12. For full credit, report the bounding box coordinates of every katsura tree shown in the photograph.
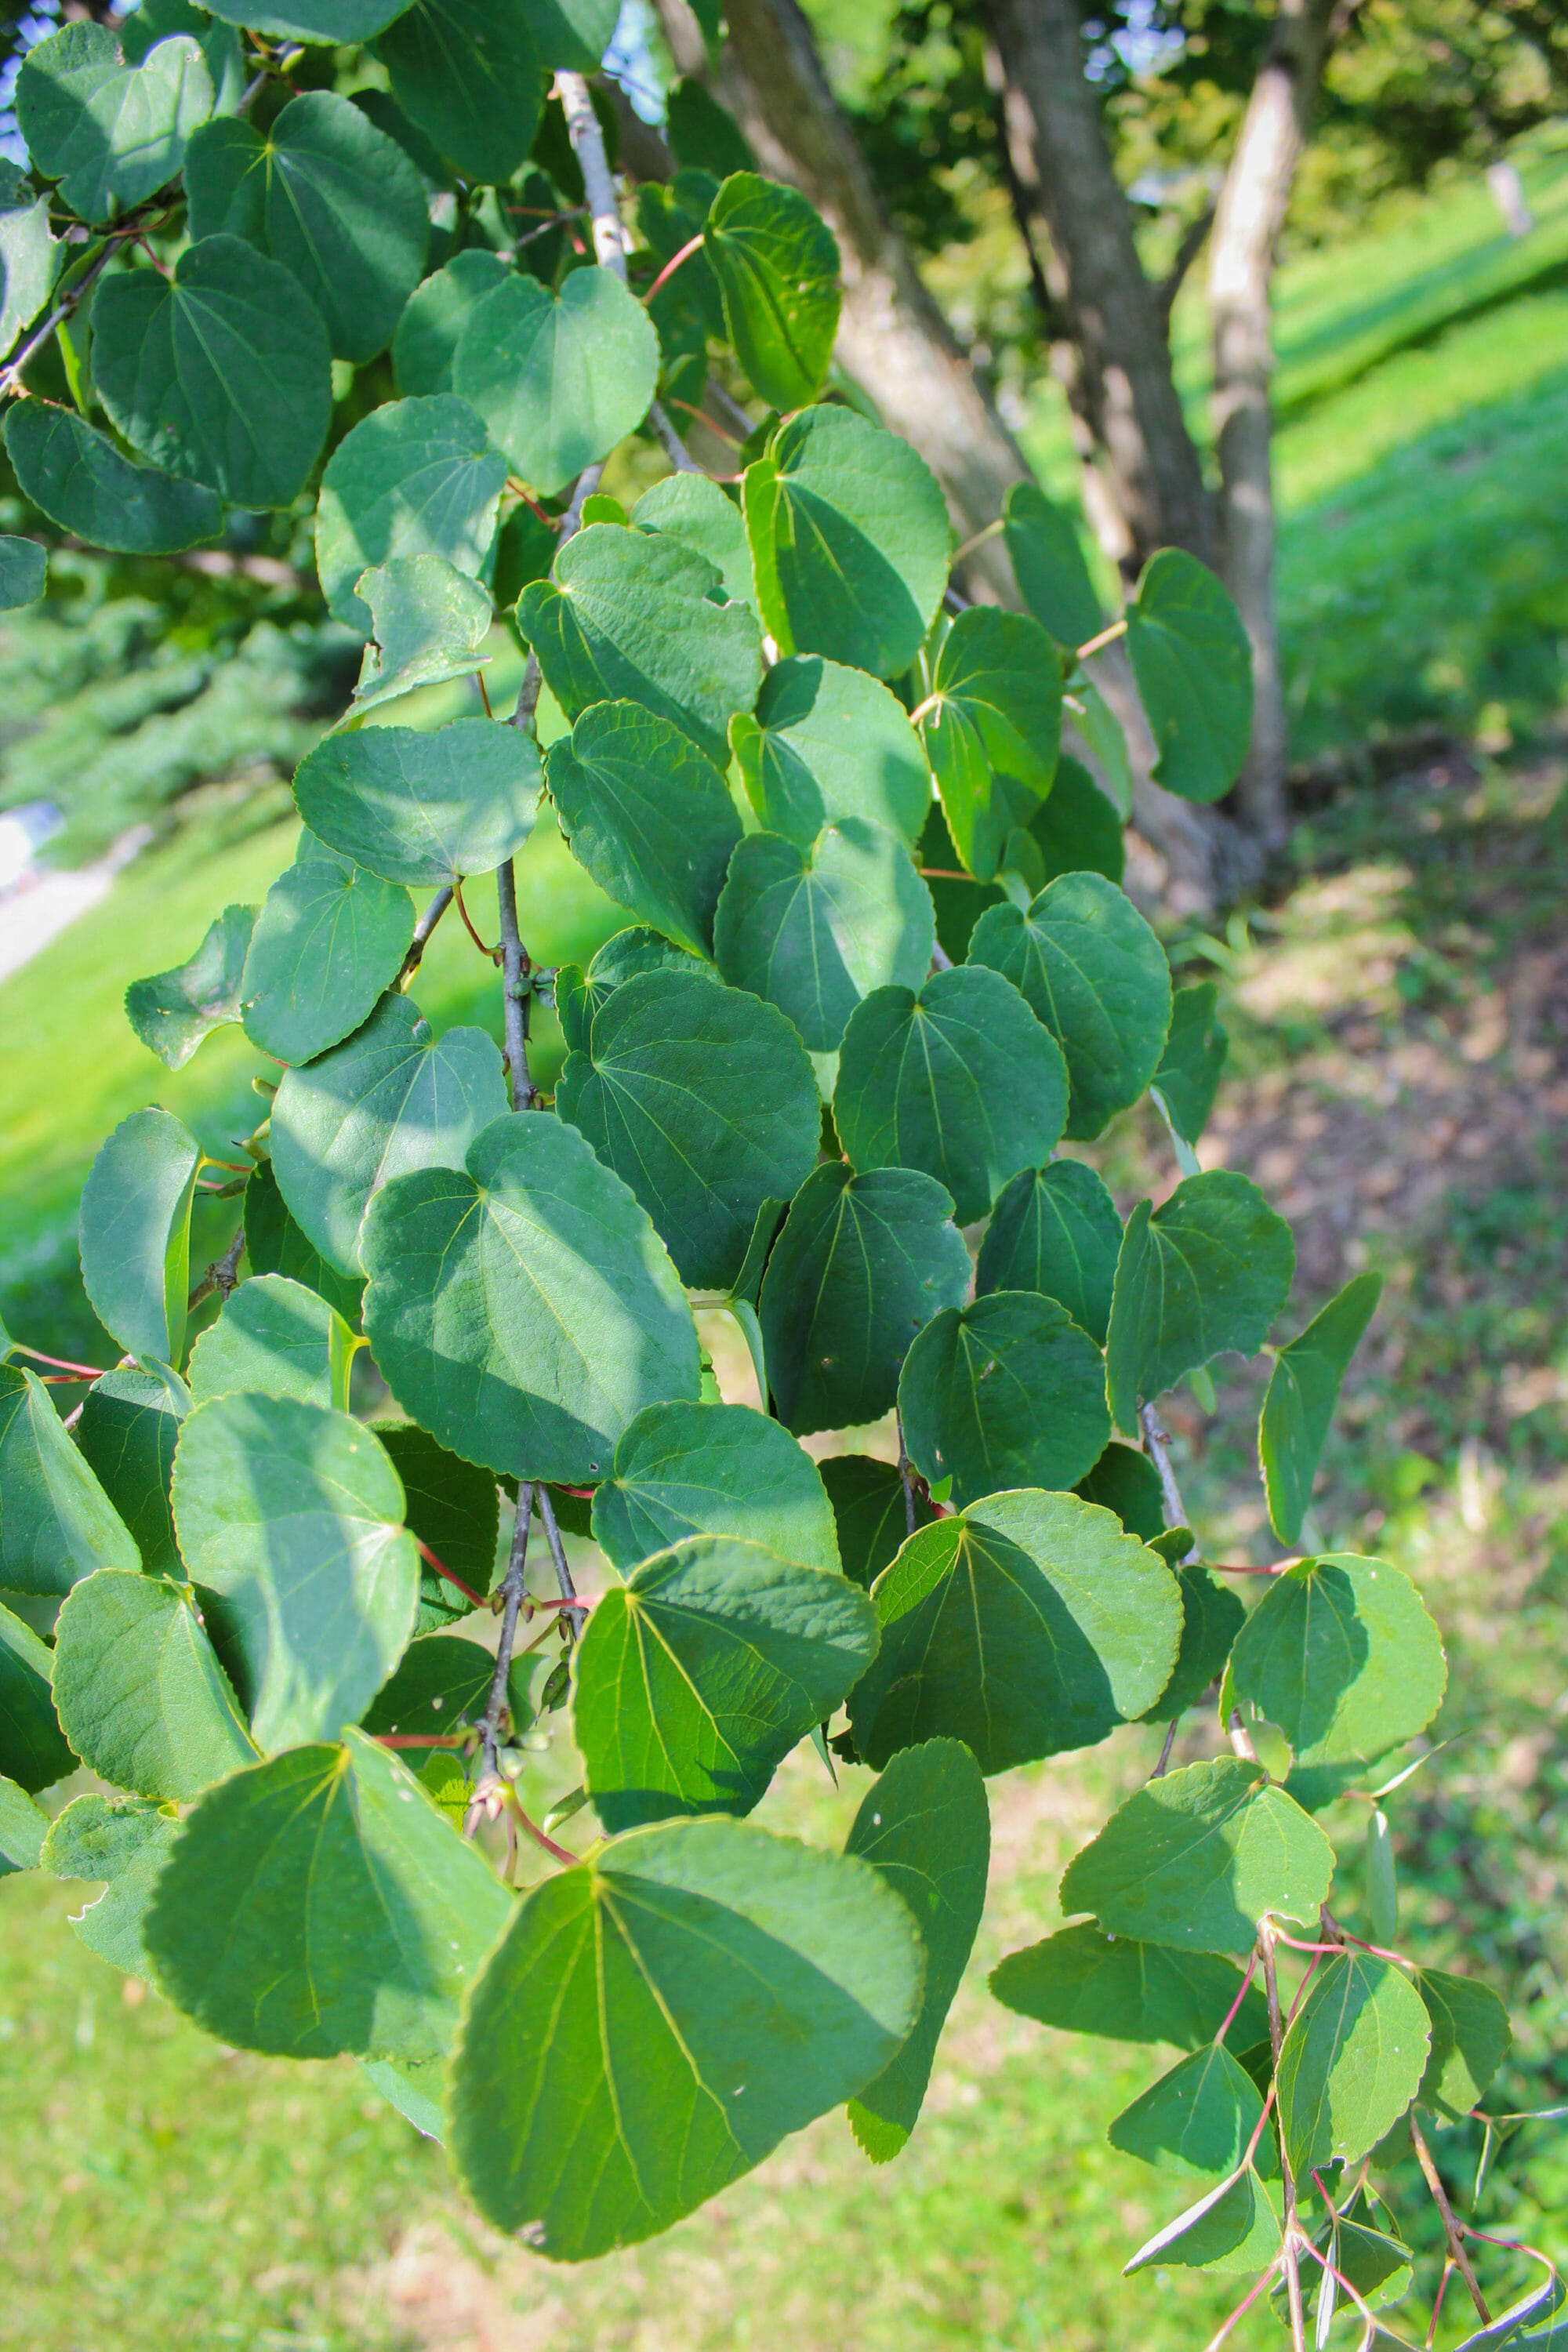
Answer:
[0,10,1554,2346]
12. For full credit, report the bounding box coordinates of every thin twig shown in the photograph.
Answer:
[187,1227,245,1313]
[7,1344,108,1377]
[397,885,453,989]
[895,1410,918,1537]
[1261,1926,1308,2352]
[670,394,745,450]
[1202,2256,1285,2352]
[0,241,116,396]
[1409,2112,1490,2323]
[535,1485,587,1624]
[557,71,626,278]
[1213,1950,1258,2044]
[1152,1718,1180,1777]
[1138,1400,1192,1537]
[648,398,703,474]
[705,376,755,437]
[477,1482,535,1784]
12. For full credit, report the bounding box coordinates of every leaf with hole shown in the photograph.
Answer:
[171,1392,419,1751]
[546,704,741,957]
[898,1294,1110,1509]
[376,0,544,184]
[17,23,212,220]
[361,1111,701,1484]
[702,171,840,411]
[186,1273,359,1411]
[731,654,931,850]
[759,1163,968,1436]
[1277,1952,1430,2176]
[50,1569,255,1800]
[42,1792,179,1976]
[448,1813,923,2257]
[1105,1171,1294,1434]
[78,1106,202,1366]
[1126,550,1253,805]
[557,968,819,1290]
[744,406,952,680]
[1218,1553,1446,1770]
[590,1400,838,1576]
[73,1366,187,1577]
[314,397,507,633]
[990,1922,1269,2050]
[240,837,414,1066]
[93,234,331,508]
[714,821,935,1054]
[1059,1755,1334,1956]
[849,1490,1179,1775]
[456,271,658,498]
[270,992,509,1278]
[125,903,253,1069]
[0,1599,75,1794]
[573,1534,877,1830]
[3,401,223,554]
[347,554,495,718]
[0,1366,140,1594]
[1259,1273,1382,1545]
[1415,1968,1512,2122]
[977,1161,1122,1346]
[968,872,1171,1141]
[920,608,1062,881]
[1003,480,1103,650]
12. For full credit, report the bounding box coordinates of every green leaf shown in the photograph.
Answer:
[449,1813,924,2256]
[1141,1566,1245,1722]
[1105,1171,1295,1435]
[1151,981,1228,1149]
[731,653,931,850]
[0,183,60,357]
[3,400,223,554]
[183,93,427,362]
[1109,2042,1276,2181]
[125,902,253,1069]
[372,1421,499,1630]
[977,1161,1122,1347]
[702,171,840,410]
[633,470,755,613]
[546,704,740,958]
[270,991,509,1277]
[1003,480,1102,649]
[240,837,415,1065]
[1288,2201,1415,2318]
[361,1630,526,1740]
[456,270,658,498]
[573,1534,877,1831]
[557,968,823,1290]
[833,965,1068,1225]
[1124,2168,1282,2277]
[1219,1553,1446,1769]
[1277,1953,1430,2176]
[186,1272,359,1411]
[590,1399,839,1575]
[850,1490,1180,1775]
[967,871,1172,1141]
[1415,1969,1512,2122]
[1058,1755,1334,1957]
[74,1366,187,1577]
[348,553,495,717]
[145,1726,511,2058]
[17,23,212,220]
[1073,1437,1164,1541]
[50,1569,255,1800]
[744,407,952,680]
[0,1598,75,1793]
[0,1776,49,1874]
[243,1160,364,1322]
[990,1922,1269,2050]
[170,1392,419,1751]
[78,1105,202,1364]
[820,1455,932,1592]
[42,1793,179,1976]
[203,0,414,38]
[121,0,245,111]
[1259,1273,1382,1545]
[898,1293,1109,1508]
[314,397,508,634]
[1027,755,1124,887]
[391,249,509,397]
[714,820,935,1053]
[296,716,541,886]
[0,534,45,609]
[1367,1804,1399,1946]
[361,1110,702,1483]
[376,0,543,185]
[843,1739,988,2159]
[0,1365,140,1594]
[1126,549,1254,805]
[557,924,717,1052]
[759,1163,968,1436]
[920,609,1062,881]
[521,524,762,768]
[93,234,332,508]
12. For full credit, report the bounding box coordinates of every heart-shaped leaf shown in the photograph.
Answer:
[920,608,1062,880]
[171,1392,419,1751]
[991,1922,1269,2049]
[1219,1552,1446,1769]
[557,967,820,1290]
[392,249,509,397]
[702,171,840,410]
[819,1454,934,1592]
[376,0,543,184]
[714,820,935,1053]
[0,1365,140,1594]
[591,1399,839,1575]
[850,1490,1180,1774]
[448,1814,924,2257]
[968,872,1172,1140]
[3,401,223,554]
[17,24,212,221]
[1105,1171,1294,1434]
[0,1599,75,1794]
[759,1163,969,1436]
[898,1291,1112,1508]
[976,1160,1122,1346]
[186,1273,359,1411]
[121,0,244,108]
[1258,1272,1382,1544]
[347,553,495,718]
[314,397,507,633]
[833,965,1068,1223]
[183,91,427,361]
[296,722,540,895]
[361,1111,702,1484]
[78,1105,202,1365]
[633,470,755,612]
[270,991,509,1276]
[731,653,931,849]
[93,233,332,508]
[1277,1953,1429,2176]
[125,902,254,1069]
[1003,480,1103,650]
[546,703,742,956]
[456,270,659,497]
[1126,549,1254,805]
[50,1569,256,1800]
[241,837,415,1065]
[73,1366,187,1577]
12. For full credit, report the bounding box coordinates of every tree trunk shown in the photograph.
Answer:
[982,0,1214,575]
[1207,0,1338,849]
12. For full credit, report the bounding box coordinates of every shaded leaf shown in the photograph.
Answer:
[1151,980,1228,1148]
[1259,1273,1383,1546]
[1416,1968,1512,2122]
[898,1294,1110,1508]
[125,902,253,1069]
[17,23,211,220]
[590,1399,838,1575]
[456,270,658,498]
[1219,1553,1446,1769]
[50,1568,255,1799]
[990,1922,1268,2049]
[3,398,223,554]
[0,183,60,357]
[1277,1952,1429,2176]
[1105,1171,1295,1435]
[361,1629,526,1741]
[731,652,931,849]
[978,1160,1121,1347]
[376,0,543,184]
[546,703,741,957]
[72,1365,187,1577]
[1003,479,1102,649]
[1073,1437,1164,1541]
[203,0,414,38]
[296,717,541,887]
[0,532,45,608]
[0,1364,140,1594]
[820,1454,933,1592]
[1109,2042,1276,2180]
[1138,1565,1245,1722]
[240,837,415,1065]
[186,1272,359,1410]
[243,1160,364,1322]
[1124,2167,1281,2276]
[0,1597,75,1792]
[703,171,840,410]
[1027,755,1124,887]
[314,396,506,633]
[633,470,753,612]
[1126,550,1253,805]
[372,1420,499,1629]
[920,608,1062,881]
[78,1105,202,1364]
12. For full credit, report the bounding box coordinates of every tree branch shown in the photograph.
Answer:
[1259,1926,1308,2352]
[477,1481,535,1783]
[648,398,703,473]
[187,1226,244,1313]
[557,71,627,278]
[495,858,535,1112]
[1156,199,1218,332]
[397,884,453,988]
[535,1484,587,1626]
[1137,1401,1200,1559]
[1409,2111,1491,2323]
